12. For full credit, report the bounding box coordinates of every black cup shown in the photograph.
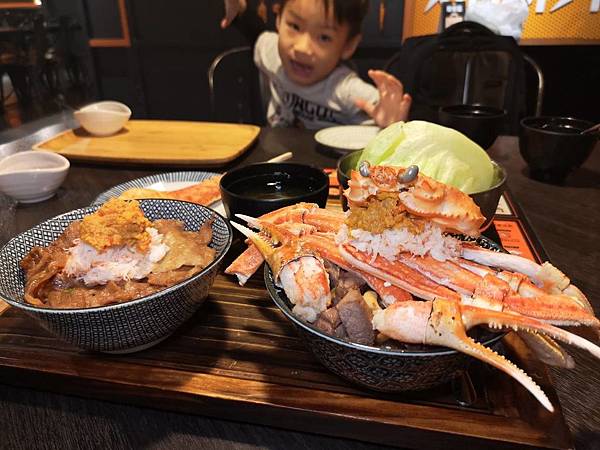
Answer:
[219,162,329,220]
[519,116,598,184]
[439,104,507,150]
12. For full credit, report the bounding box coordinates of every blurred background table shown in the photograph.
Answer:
[0,115,599,450]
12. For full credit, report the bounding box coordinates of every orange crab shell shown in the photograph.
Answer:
[345,165,485,237]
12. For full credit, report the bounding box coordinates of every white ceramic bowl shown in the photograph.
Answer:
[0,151,70,203]
[74,101,131,136]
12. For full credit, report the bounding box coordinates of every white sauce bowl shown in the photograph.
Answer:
[0,151,70,203]
[74,101,132,136]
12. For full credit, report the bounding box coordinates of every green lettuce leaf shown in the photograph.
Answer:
[358,121,494,194]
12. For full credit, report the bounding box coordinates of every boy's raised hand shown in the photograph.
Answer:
[355,70,412,128]
[221,0,247,29]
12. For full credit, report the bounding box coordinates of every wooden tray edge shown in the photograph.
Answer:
[31,122,261,166]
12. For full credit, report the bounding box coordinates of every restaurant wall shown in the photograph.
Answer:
[55,0,600,125]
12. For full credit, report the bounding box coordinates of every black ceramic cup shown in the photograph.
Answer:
[519,116,598,184]
[219,162,329,220]
[439,104,507,150]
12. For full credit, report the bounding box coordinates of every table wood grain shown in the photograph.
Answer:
[0,120,599,450]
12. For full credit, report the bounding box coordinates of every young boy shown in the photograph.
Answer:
[221,0,411,129]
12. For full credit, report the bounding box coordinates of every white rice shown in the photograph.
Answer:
[63,227,169,286]
[336,223,461,262]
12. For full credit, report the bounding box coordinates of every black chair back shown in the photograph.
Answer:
[208,46,266,125]
[386,21,528,134]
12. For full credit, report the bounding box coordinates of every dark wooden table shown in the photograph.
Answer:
[1,117,599,450]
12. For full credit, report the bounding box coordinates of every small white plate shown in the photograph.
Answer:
[314,125,380,152]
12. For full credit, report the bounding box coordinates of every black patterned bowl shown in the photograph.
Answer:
[264,236,505,392]
[0,199,232,353]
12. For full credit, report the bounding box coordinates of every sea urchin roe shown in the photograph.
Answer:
[346,197,424,235]
[80,198,152,252]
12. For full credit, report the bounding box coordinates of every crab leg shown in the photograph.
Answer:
[345,244,599,328]
[225,205,344,285]
[230,221,331,323]
[374,297,600,411]
[462,245,593,312]
[340,243,463,302]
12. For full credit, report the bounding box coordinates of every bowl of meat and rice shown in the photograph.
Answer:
[0,198,232,353]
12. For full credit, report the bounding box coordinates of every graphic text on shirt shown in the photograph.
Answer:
[283,92,343,125]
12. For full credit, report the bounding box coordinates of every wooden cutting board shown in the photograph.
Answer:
[32,120,260,166]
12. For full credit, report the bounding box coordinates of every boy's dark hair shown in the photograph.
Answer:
[280,0,369,38]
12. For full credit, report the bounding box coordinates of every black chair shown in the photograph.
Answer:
[208,46,267,125]
[384,21,537,133]
[4,14,63,105]
[522,53,544,117]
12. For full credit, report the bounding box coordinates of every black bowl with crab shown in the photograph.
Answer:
[264,235,506,392]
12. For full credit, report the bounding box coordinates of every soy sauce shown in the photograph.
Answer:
[227,172,318,200]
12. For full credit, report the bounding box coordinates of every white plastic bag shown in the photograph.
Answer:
[465,0,530,40]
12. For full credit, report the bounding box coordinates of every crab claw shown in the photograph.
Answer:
[516,332,575,369]
[377,297,600,411]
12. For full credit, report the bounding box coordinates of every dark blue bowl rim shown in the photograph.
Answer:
[264,235,506,357]
[0,199,233,314]
[439,104,507,119]
[220,162,329,204]
[520,116,595,135]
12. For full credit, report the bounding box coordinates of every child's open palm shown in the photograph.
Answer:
[355,70,412,128]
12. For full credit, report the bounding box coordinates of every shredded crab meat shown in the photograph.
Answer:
[336,223,461,263]
[64,227,169,286]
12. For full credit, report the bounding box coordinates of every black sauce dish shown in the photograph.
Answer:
[439,104,507,150]
[519,116,598,184]
[219,162,329,219]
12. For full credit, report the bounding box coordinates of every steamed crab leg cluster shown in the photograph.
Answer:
[225,164,599,412]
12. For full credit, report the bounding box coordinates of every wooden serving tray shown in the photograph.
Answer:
[32,120,260,166]
[0,198,572,449]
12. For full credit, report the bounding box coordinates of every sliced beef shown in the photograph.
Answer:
[332,271,365,305]
[314,306,347,339]
[336,289,375,346]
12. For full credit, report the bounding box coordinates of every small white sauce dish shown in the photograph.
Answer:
[0,151,70,203]
[73,101,132,136]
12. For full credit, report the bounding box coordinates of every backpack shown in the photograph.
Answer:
[387,21,527,134]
